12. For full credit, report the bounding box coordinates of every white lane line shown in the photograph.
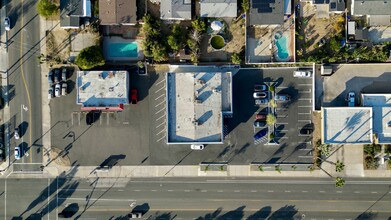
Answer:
[155,85,166,93]
[118,189,124,191]
[280,130,288,132]
[319,191,325,193]
[156,80,165,85]
[156,135,166,143]
[277,86,288,89]
[156,129,166,135]
[300,90,312,94]
[201,190,207,193]
[234,190,240,193]
[156,121,166,129]
[268,190,274,193]
[151,190,157,192]
[218,190,223,193]
[156,114,165,121]
[298,120,312,123]
[371,191,378,194]
[285,190,291,193]
[251,190,257,192]
[59,197,136,202]
[336,191,342,193]
[134,189,141,192]
[276,122,288,125]
[184,190,190,192]
[168,190,174,192]
[298,112,311,115]
[298,84,312,86]
[354,191,360,194]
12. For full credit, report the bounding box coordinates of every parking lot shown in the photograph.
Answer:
[49,66,314,166]
[323,64,391,107]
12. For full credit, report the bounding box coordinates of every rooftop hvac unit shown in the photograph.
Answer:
[195,99,202,104]
[193,119,199,126]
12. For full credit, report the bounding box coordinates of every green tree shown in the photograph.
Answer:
[275,165,282,173]
[266,114,276,125]
[75,46,105,69]
[151,43,168,62]
[192,19,206,33]
[329,38,340,53]
[167,25,184,52]
[335,177,345,188]
[241,0,250,13]
[317,144,331,157]
[335,160,345,172]
[231,53,241,64]
[37,0,58,18]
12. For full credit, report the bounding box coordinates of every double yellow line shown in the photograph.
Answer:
[19,0,33,163]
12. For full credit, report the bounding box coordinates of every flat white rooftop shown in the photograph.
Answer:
[322,107,372,144]
[362,94,391,143]
[167,71,232,144]
[77,71,129,108]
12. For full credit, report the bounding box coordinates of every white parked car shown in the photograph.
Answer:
[55,83,61,97]
[4,17,10,31]
[190,144,204,150]
[48,87,53,99]
[14,146,21,160]
[293,70,312,78]
[14,128,20,140]
[61,82,67,96]
[253,92,267,99]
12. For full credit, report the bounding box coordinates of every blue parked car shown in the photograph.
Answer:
[254,129,267,140]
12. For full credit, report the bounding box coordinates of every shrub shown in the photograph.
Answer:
[75,46,105,70]
[192,19,206,33]
[241,0,250,13]
[335,177,345,188]
[37,0,58,18]
[385,145,391,154]
[266,114,276,125]
[231,53,241,64]
[365,156,379,169]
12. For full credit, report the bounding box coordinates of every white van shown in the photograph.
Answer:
[190,144,204,150]
[293,70,312,78]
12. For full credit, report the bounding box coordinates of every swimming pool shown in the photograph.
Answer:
[274,32,290,61]
[108,42,138,58]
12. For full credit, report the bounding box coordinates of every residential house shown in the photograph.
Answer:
[249,0,284,26]
[313,0,345,14]
[160,0,192,20]
[60,0,91,28]
[200,0,237,18]
[99,0,138,25]
[351,0,391,26]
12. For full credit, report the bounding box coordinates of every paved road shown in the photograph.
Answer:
[7,0,42,170]
[1,177,391,219]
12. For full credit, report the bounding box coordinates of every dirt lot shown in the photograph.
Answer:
[46,28,72,64]
[297,3,345,57]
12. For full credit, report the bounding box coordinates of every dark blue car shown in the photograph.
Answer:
[254,129,267,140]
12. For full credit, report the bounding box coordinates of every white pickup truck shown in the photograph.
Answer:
[293,70,312,78]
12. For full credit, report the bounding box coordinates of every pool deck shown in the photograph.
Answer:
[103,36,144,61]
[273,17,295,62]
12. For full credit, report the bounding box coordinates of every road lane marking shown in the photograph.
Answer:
[151,190,157,192]
[134,189,140,191]
[371,192,378,194]
[302,191,308,193]
[59,197,137,202]
[201,190,207,192]
[354,191,360,193]
[168,190,174,192]
[234,190,240,193]
[285,190,291,193]
[336,191,342,193]
[319,191,325,193]
[251,190,257,192]
[268,190,274,193]
[184,190,190,192]
[217,190,223,192]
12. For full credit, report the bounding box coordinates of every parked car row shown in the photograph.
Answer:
[253,84,269,105]
[48,68,68,99]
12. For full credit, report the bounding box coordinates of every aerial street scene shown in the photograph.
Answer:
[1,0,391,218]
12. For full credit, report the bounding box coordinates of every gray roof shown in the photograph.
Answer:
[200,0,237,18]
[353,0,391,15]
[329,0,345,12]
[60,0,84,28]
[249,0,284,26]
[160,0,192,20]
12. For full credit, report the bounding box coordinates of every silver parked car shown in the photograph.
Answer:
[55,83,61,97]
[4,17,10,31]
[253,92,268,99]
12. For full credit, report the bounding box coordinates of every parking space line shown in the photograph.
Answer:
[156,80,166,86]
[298,134,311,137]
[156,129,166,135]
[277,86,288,89]
[156,121,166,129]
[155,108,165,115]
[156,135,166,142]
[276,122,288,125]
[300,90,311,94]
[156,114,165,121]
[155,100,165,107]
[155,94,165,101]
[298,155,313,158]
[298,106,312,108]
[78,112,81,125]
[155,85,166,93]
[276,115,288,118]
[298,120,312,123]
[298,98,312,101]
[298,112,311,115]
[298,84,312,86]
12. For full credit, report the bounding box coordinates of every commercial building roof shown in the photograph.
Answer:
[160,0,192,20]
[362,94,391,144]
[166,70,232,144]
[76,71,129,110]
[99,0,137,25]
[322,107,373,144]
[352,0,391,15]
[249,0,284,26]
[200,0,237,17]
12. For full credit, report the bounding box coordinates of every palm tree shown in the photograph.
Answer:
[335,160,345,172]
[266,114,276,125]
[335,177,345,188]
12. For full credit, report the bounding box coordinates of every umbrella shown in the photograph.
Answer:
[211,20,223,31]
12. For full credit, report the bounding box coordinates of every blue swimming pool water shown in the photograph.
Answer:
[275,35,289,60]
[109,42,138,58]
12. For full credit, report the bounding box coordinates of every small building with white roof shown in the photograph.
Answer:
[166,70,232,144]
[322,107,373,144]
[76,70,129,111]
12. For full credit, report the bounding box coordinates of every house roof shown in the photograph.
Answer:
[353,0,391,15]
[249,0,284,26]
[99,0,137,25]
[60,0,90,28]
[160,0,192,20]
[200,0,237,18]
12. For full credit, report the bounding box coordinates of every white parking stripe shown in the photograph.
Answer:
[298,98,312,101]
[298,120,312,123]
[298,106,312,108]
[298,84,312,86]
[298,112,311,115]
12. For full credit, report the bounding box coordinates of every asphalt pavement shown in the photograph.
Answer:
[6,0,42,171]
[2,177,391,219]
